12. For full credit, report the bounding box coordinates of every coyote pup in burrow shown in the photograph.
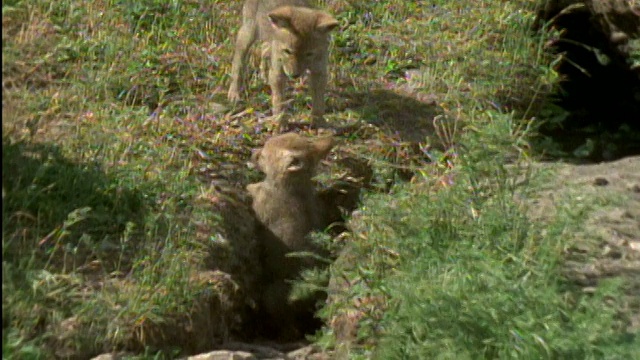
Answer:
[227,0,339,127]
[247,132,334,338]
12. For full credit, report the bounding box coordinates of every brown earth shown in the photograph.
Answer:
[531,156,640,334]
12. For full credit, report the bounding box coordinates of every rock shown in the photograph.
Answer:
[286,345,317,359]
[91,355,117,360]
[181,342,330,360]
[187,350,256,360]
[90,353,131,360]
[593,177,609,186]
[203,341,287,359]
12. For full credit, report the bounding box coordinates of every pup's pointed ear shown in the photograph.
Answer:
[268,6,294,30]
[251,148,265,172]
[316,12,339,33]
[251,148,262,163]
[312,136,335,162]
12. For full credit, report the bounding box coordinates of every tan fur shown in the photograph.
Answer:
[246,132,334,339]
[227,0,339,128]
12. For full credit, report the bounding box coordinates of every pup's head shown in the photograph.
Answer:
[252,132,335,183]
[268,6,339,78]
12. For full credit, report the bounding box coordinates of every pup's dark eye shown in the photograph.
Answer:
[283,48,293,55]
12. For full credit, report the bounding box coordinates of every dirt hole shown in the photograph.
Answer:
[200,153,376,351]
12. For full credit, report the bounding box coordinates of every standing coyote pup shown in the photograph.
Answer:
[247,132,334,339]
[227,0,339,128]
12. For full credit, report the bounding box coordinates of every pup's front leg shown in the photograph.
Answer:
[309,68,328,127]
[269,54,289,130]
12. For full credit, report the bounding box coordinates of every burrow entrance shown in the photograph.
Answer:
[534,1,640,162]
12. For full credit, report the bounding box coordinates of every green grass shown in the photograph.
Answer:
[2,2,238,356]
[2,0,634,358]
[319,113,637,358]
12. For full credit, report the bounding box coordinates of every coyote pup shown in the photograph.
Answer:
[247,132,334,338]
[227,0,339,127]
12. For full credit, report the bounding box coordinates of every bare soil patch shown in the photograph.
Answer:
[532,156,640,333]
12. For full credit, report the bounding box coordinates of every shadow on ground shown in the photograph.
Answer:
[532,0,640,163]
[2,139,145,272]
[335,88,443,144]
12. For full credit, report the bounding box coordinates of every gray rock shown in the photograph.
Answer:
[188,350,257,360]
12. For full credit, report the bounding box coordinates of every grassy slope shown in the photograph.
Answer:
[323,118,638,359]
[2,0,244,357]
[2,0,636,358]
